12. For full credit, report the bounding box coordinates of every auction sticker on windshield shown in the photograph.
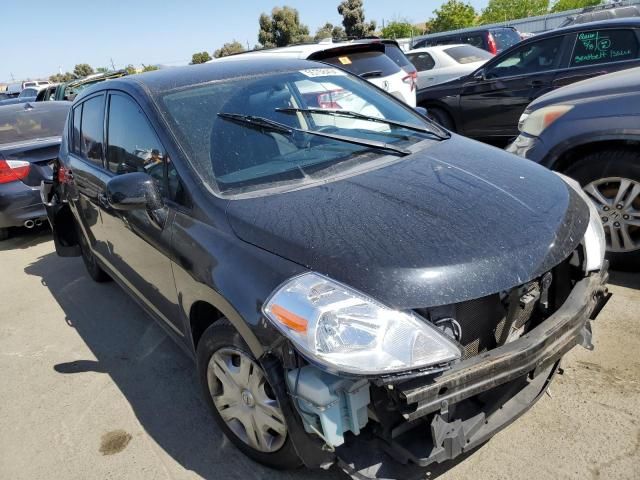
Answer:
[299,68,347,78]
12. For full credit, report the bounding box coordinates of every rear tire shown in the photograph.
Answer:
[76,223,111,283]
[425,107,455,131]
[0,228,8,241]
[196,319,302,470]
[564,148,640,272]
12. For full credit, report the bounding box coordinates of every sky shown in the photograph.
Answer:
[2,0,491,83]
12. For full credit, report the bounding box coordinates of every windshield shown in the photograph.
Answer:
[160,67,438,196]
[444,45,493,64]
[0,103,69,145]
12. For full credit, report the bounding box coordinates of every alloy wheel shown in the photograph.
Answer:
[206,348,287,453]
[583,177,640,253]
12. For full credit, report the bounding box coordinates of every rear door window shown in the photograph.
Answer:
[570,29,640,66]
[460,34,485,49]
[407,52,436,71]
[319,50,400,77]
[80,95,105,168]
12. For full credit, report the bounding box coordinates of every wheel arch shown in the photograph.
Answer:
[417,99,458,131]
[545,136,640,173]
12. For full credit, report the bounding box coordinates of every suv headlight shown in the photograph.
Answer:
[520,105,573,136]
[556,173,606,272]
[263,273,462,375]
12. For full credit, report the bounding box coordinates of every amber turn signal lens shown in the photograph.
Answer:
[269,305,308,333]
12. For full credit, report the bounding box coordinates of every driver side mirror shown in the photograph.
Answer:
[106,172,163,212]
[472,68,486,81]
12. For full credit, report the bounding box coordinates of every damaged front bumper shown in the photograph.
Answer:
[283,269,610,477]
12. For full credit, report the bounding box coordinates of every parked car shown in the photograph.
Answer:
[559,3,640,27]
[5,80,49,95]
[0,84,59,106]
[42,59,609,475]
[412,26,521,55]
[417,19,640,142]
[22,80,50,88]
[44,70,128,102]
[507,67,640,270]
[0,101,71,240]
[210,39,417,106]
[407,44,494,89]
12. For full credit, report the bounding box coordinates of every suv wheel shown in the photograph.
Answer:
[196,319,301,469]
[76,223,111,282]
[565,149,640,271]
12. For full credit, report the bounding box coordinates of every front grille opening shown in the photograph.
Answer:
[415,256,582,361]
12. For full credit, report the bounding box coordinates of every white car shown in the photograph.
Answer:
[209,40,417,107]
[406,44,494,89]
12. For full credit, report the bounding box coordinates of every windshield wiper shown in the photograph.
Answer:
[218,112,411,157]
[276,107,450,140]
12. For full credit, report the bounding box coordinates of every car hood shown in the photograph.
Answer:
[226,135,589,309]
[529,67,640,110]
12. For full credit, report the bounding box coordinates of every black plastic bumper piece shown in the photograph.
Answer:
[396,271,609,422]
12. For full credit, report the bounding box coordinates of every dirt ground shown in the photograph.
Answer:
[1,227,639,480]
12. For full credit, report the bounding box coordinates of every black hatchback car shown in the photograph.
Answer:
[417,19,640,142]
[43,59,609,476]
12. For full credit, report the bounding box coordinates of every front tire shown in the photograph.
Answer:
[196,320,302,469]
[564,148,640,271]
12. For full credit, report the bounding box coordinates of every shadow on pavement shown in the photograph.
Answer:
[609,270,640,290]
[0,225,51,251]
[24,251,344,480]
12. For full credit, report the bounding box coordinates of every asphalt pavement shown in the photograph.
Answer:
[1,227,639,479]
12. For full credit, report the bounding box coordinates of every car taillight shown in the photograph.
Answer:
[57,164,72,184]
[403,71,418,91]
[317,90,345,109]
[487,33,498,55]
[0,159,30,184]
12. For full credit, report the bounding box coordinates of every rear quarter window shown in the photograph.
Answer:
[571,29,640,66]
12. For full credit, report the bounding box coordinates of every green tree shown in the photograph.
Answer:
[430,0,477,33]
[551,0,600,12]
[95,67,109,73]
[258,6,310,48]
[381,21,414,39]
[338,0,376,39]
[49,72,77,83]
[124,64,137,75]
[214,41,246,58]
[480,0,549,24]
[142,64,159,72]
[73,63,94,78]
[191,51,212,64]
[314,22,347,41]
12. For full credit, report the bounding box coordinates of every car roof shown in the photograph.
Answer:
[544,16,640,36]
[75,58,336,99]
[414,25,517,41]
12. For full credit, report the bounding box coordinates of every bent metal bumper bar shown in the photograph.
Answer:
[396,269,609,421]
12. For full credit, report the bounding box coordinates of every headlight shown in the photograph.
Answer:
[263,273,462,375]
[520,105,573,136]
[556,173,606,272]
